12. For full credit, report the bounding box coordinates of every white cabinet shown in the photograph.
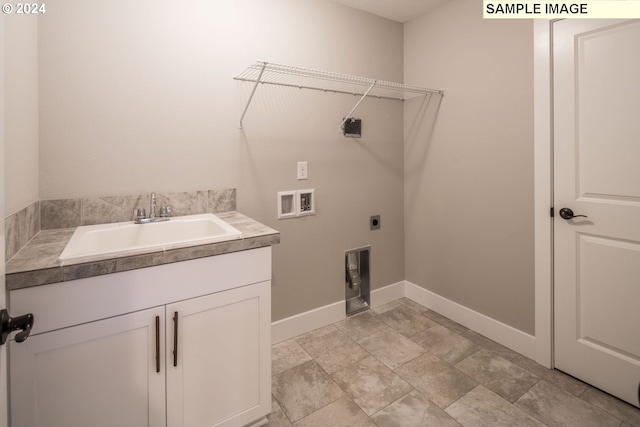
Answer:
[167,282,271,427]
[10,307,167,427]
[8,248,272,427]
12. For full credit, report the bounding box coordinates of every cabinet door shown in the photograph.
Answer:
[166,281,271,427]
[9,307,166,427]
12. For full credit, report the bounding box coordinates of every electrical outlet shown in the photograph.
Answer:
[370,215,381,230]
[297,161,308,180]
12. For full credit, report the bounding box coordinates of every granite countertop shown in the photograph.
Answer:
[6,211,280,291]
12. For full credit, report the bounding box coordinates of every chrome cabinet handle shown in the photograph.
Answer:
[559,208,587,220]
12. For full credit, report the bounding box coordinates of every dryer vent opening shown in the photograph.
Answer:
[345,247,370,316]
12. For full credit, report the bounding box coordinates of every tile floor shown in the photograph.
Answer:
[267,298,640,427]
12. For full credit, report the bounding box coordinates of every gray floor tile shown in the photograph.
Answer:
[374,304,437,337]
[272,360,345,422]
[371,390,462,427]
[266,397,293,427]
[580,387,640,427]
[335,311,388,341]
[270,300,638,427]
[373,298,426,315]
[297,328,369,374]
[372,300,407,315]
[395,351,477,408]
[455,348,540,402]
[295,324,339,347]
[411,324,480,364]
[511,354,590,396]
[331,355,413,416]
[272,339,312,376]
[293,396,376,427]
[446,385,547,427]
[398,298,432,314]
[515,380,621,427]
[358,327,424,369]
[463,330,521,361]
[422,309,469,334]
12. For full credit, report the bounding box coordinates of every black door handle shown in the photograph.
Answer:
[0,309,34,345]
[173,311,178,367]
[559,207,587,220]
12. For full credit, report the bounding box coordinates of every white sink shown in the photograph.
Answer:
[59,213,242,262]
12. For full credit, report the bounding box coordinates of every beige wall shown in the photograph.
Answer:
[403,0,535,334]
[4,15,38,216]
[35,0,405,321]
[5,0,537,332]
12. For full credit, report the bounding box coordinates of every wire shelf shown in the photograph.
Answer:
[235,61,443,100]
[234,61,444,129]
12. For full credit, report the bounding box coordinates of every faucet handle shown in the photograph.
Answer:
[134,208,146,220]
[160,206,172,218]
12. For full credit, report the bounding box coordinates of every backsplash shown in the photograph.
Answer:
[5,201,40,262]
[5,189,236,262]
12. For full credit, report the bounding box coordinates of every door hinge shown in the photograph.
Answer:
[550,207,555,218]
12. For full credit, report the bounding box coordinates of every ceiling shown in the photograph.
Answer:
[329,0,450,23]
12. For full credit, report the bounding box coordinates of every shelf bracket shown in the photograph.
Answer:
[338,80,377,133]
[239,62,267,129]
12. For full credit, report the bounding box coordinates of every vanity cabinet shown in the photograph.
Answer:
[166,282,270,427]
[8,247,272,427]
[10,307,167,427]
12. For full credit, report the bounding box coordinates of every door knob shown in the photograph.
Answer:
[559,207,587,220]
[0,309,34,345]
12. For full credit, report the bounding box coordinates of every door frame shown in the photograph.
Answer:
[533,19,557,369]
[536,18,640,395]
[1,11,8,427]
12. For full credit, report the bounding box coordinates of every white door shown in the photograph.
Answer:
[553,19,640,407]
[166,282,271,427]
[10,307,166,427]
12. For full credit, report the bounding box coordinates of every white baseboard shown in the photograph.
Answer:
[271,281,406,344]
[404,281,537,360]
[271,300,345,344]
[370,281,405,308]
[271,281,538,362]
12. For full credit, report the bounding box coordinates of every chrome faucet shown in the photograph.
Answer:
[134,192,171,224]
[150,192,157,219]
